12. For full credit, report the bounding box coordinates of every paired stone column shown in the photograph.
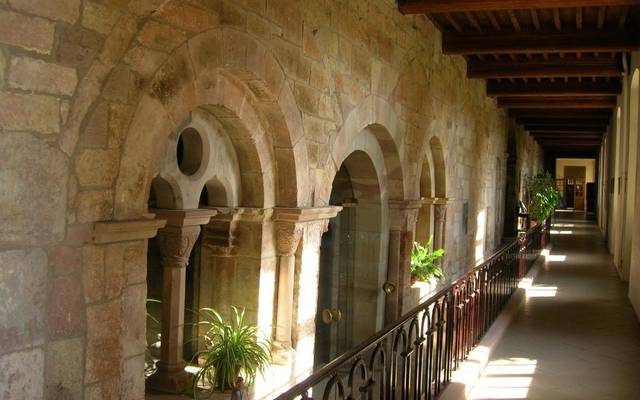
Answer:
[147,209,216,394]
[271,207,341,364]
[385,200,421,324]
[433,200,448,251]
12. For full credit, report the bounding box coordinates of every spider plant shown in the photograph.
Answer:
[411,236,445,282]
[145,298,162,376]
[192,306,271,396]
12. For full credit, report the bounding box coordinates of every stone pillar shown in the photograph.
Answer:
[433,202,448,252]
[200,208,239,322]
[272,222,302,363]
[89,216,167,399]
[385,200,421,324]
[271,207,341,365]
[147,209,216,394]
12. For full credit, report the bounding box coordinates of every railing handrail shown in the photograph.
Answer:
[276,224,543,399]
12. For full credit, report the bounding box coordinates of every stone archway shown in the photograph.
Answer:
[416,153,435,245]
[315,149,385,367]
[65,27,312,396]
[429,136,448,256]
[430,136,447,199]
[86,28,311,222]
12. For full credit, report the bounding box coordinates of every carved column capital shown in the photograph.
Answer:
[273,206,342,255]
[202,208,240,257]
[434,203,448,223]
[156,225,201,267]
[389,200,422,231]
[152,208,217,267]
[275,222,303,256]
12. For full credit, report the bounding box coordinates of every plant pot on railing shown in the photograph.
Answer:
[526,171,560,246]
[410,236,445,286]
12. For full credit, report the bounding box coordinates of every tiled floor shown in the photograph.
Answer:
[468,213,640,400]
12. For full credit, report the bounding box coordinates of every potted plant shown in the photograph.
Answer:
[527,171,561,227]
[192,306,271,399]
[410,236,445,285]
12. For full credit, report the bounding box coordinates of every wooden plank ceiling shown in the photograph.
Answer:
[399,0,640,152]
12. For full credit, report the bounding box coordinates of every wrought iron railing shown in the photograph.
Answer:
[275,225,543,400]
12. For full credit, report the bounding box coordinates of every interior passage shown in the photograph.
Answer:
[469,212,640,400]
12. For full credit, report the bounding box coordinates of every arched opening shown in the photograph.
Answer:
[429,137,448,256]
[144,108,252,391]
[430,137,447,199]
[416,157,433,245]
[149,177,178,209]
[314,151,384,367]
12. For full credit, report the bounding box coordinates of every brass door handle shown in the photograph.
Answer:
[322,309,333,324]
[321,308,343,324]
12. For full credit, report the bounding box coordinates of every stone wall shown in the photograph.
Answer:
[515,125,545,204]
[0,0,541,398]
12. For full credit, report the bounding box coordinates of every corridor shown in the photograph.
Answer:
[469,213,640,400]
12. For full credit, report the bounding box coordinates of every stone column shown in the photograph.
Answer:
[433,201,448,252]
[271,207,341,364]
[147,209,216,394]
[272,221,302,363]
[200,208,239,322]
[385,200,421,324]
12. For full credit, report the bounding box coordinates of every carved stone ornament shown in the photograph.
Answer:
[434,204,448,222]
[389,200,422,231]
[156,225,201,266]
[275,222,303,256]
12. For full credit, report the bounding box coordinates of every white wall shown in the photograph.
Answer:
[604,50,640,319]
[555,158,597,182]
[555,158,597,211]
[627,56,640,320]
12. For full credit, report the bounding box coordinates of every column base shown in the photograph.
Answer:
[146,364,193,394]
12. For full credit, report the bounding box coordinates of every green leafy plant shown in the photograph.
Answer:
[192,307,271,396]
[527,171,561,222]
[411,236,445,282]
[145,298,162,376]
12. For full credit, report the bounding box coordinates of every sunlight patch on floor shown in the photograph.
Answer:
[553,223,575,228]
[468,358,537,400]
[525,285,557,298]
[550,230,573,235]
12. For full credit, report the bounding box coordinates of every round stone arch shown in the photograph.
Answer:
[415,150,435,245]
[429,136,447,199]
[326,129,393,206]
[325,96,407,205]
[107,28,310,219]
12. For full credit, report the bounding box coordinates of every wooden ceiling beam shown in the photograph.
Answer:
[498,97,617,108]
[487,80,622,97]
[443,29,639,55]
[468,57,622,78]
[515,117,609,127]
[487,10,501,31]
[398,1,638,14]
[532,135,604,141]
[528,128,605,134]
[536,140,602,147]
[509,108,613,118]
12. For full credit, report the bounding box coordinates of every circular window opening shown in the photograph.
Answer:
[176,128,203,176]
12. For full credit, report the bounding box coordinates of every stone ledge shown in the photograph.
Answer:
[92,218,167,244]
[273,206,342,223]
[152,208,217,227]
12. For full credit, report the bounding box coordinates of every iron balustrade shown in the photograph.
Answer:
[275,224,544,400]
